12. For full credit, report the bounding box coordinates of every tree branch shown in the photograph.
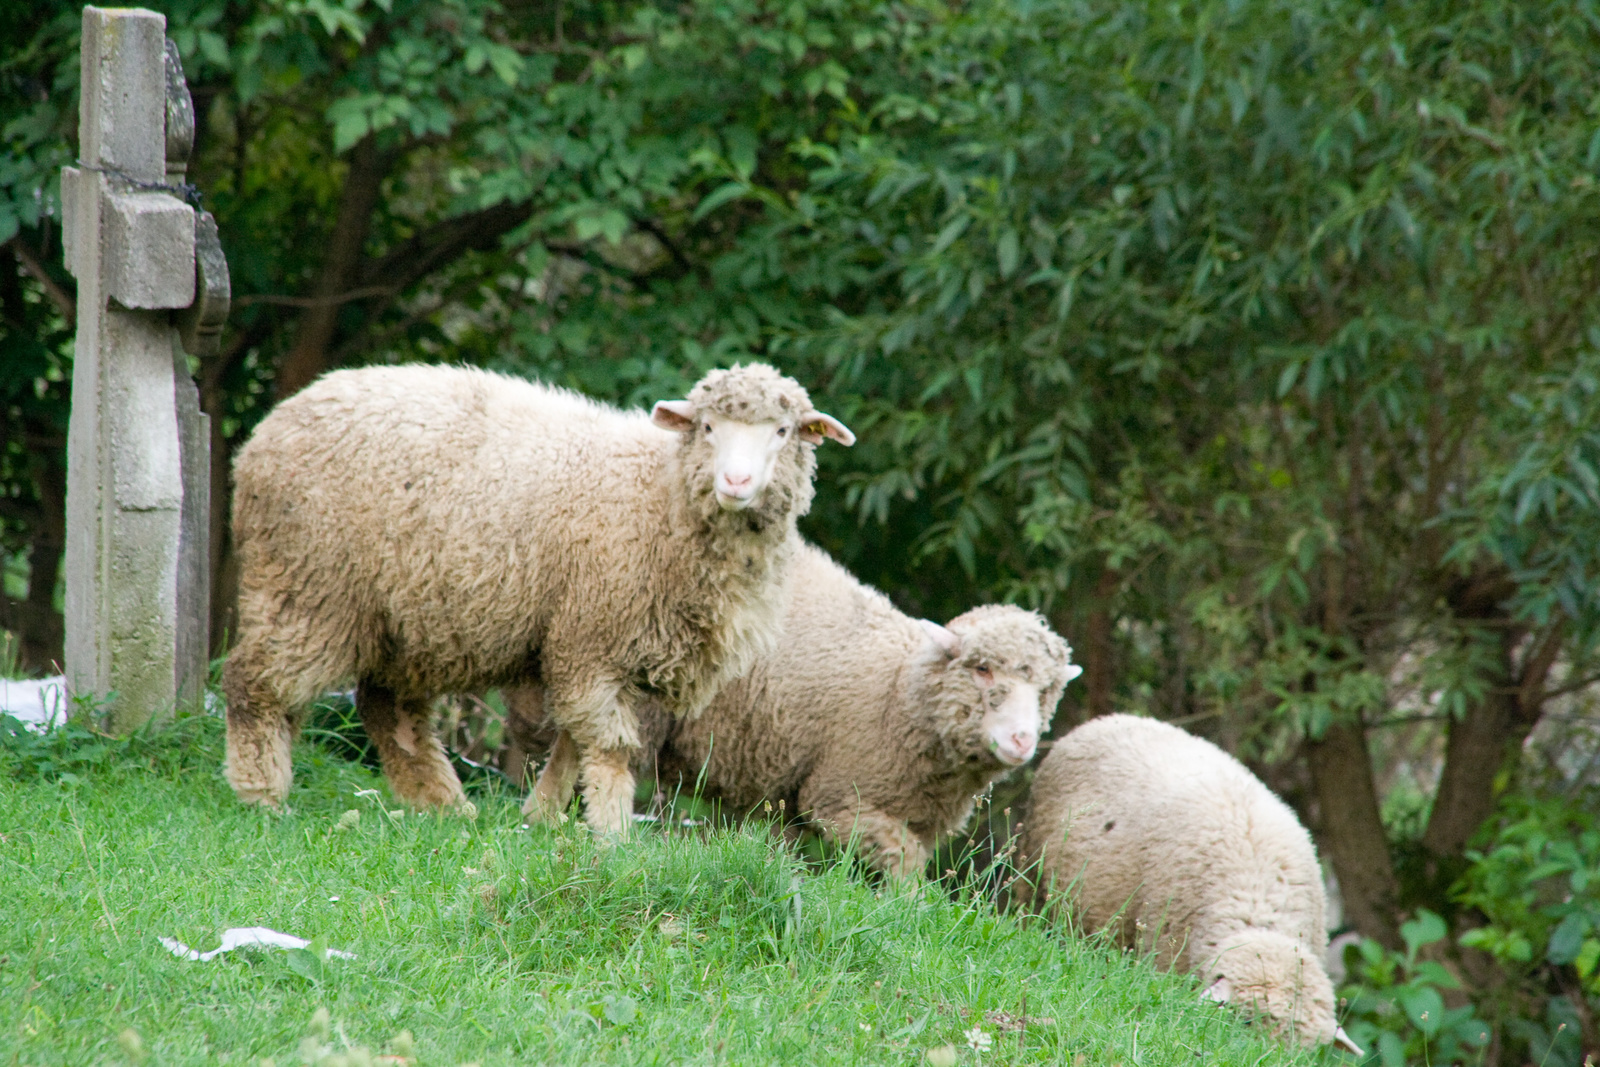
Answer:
[275,133,392,398]
[234,285,393,308]
[1516,618,1567,724]
[357,199,533,294]
[1533,668,1600,704]
[319,199,535,366]
[6,237,75,321]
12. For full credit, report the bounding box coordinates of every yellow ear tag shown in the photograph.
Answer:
[805,421,826,437]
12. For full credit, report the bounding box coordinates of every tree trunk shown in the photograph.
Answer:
[1421,686,1519,859]
[1422,568,1561,862]
[1422,620,1560,859]
[1305,717,1402,948]
[274,134,387,398]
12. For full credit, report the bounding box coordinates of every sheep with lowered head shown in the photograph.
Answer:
[1015,713,1362,1054]
[223,363,852,834]
[520,541,1079,877]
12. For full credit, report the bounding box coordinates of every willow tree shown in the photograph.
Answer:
[519,0,1600,967]
[749,0,1600,973]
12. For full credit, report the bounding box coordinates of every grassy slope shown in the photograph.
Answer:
[0,717,1321,1066]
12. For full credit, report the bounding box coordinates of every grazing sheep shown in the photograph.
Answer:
[223,363,853,834]
[1015,714,1362,1054]
[518,542,1080,877]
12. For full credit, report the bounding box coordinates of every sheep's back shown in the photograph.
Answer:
[666,542,925,806]
[232,365,672,691]
[1024,714,1326,969]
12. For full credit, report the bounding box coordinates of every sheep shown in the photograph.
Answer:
[1014,713,1362,1054]
[222,363,853,835]
[516,541,1081,878]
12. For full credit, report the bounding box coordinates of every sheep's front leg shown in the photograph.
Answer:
[578,745,637,838]
[522,729,579,825]
[357,680,472,813]
[548,681,641,839]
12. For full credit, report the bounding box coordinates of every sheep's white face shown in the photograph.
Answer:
[1201,933,1356,1053]
[700,414,793,511]
[974,667,1044,766]
[918,619,1046,767]
[652,399,854,512]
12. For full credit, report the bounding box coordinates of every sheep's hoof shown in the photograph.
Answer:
[590,826,628,848]
[231,785,287,810]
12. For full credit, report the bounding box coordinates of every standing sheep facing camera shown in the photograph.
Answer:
[1015,714,1362,1054]
[223,363,852,835]
[518,542,1080,877]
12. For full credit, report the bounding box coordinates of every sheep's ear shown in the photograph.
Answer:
[798,411,855,446]
[919,619,961,658]
[651,400,697,433]
[1332,1027,1364,1057]
[1061,663,1085,685]
[1199,976,1232,1004]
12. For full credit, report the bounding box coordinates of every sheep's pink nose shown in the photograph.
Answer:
[721,473,753,491]
[1010,731,1038,758]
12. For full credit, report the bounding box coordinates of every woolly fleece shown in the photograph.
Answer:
[223,363,840,833]
[516,542,1077,877]
[1017,713,1342,1048]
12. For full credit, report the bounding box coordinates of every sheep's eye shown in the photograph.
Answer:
[703,423,713,435]
[776,426,789,437]
[973,666,994,685]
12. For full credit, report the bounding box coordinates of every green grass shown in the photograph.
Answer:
[0,715,1321,1066]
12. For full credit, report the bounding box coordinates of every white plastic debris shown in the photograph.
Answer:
[0,675,68,730]
[159,927,357,962]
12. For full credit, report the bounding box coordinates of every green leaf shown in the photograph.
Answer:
[692,182,750,223]
[601,994,638,1026]
[932,214,971,255]
[1410,961,1461,990]
[1400,909,1447,958]
[1547,912,1591,965]
[326,96,373,152]
[1574,937,1600,979]
[996,228,1019,279]
[1399,986,1444,1035]
[723,126,758,180]
[487,45,523,87]
[1377,1030,1407,1067]
[197,31,230,69]
[1276,361,1301,398]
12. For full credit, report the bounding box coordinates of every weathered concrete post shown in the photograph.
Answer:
[61,7,222,730]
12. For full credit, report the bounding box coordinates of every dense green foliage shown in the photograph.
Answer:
[4,0,1600,1062]
[0,716,1308,1066]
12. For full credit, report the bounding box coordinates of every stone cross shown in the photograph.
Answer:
[61,7,227,731]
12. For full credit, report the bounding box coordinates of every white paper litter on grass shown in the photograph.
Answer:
[159,927,357,962]
[0,675,68,730]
